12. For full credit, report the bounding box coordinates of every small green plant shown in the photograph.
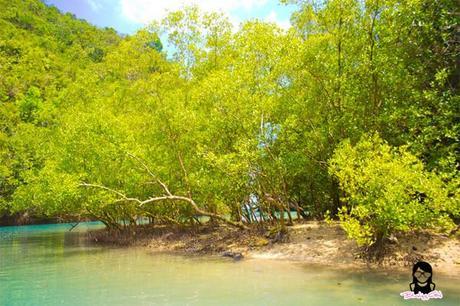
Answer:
[329,134,458,248]
[323,209,334,225]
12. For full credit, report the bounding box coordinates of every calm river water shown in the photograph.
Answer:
[0,222,458,305]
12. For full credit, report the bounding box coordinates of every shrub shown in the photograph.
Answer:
[329,134,458,247]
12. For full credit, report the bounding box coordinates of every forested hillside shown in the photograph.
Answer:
[0,0,121,224]
[0,0,458,247]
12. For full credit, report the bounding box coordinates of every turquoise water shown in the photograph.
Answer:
[0,223,459,305]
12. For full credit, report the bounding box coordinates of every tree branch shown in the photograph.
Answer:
[127,152,172,196]
[79,183,142,205]
[80,181,246,229]
[140,194,247,229]
[127,153,157,179]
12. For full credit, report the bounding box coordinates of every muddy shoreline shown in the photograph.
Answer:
[87,221,460,276]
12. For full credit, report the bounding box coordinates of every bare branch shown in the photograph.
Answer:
[140,194,247,229]
[80,179,247,229]
[159,180,173,196]
[127,153,172,196]
[177,151,192,198]
[127,153,156,179]
[79,183,142,204]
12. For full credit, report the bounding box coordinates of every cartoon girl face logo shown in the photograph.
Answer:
[410,261,435,294]
[400,261,443,301]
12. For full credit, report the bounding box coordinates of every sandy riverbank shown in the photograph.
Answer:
[88,221,460,276]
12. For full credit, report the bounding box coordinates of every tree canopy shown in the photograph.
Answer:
[0,0,458,246]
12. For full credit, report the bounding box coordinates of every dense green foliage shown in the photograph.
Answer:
[0,0,458,245]
[329,134,458,246]
[0,0,120,216]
